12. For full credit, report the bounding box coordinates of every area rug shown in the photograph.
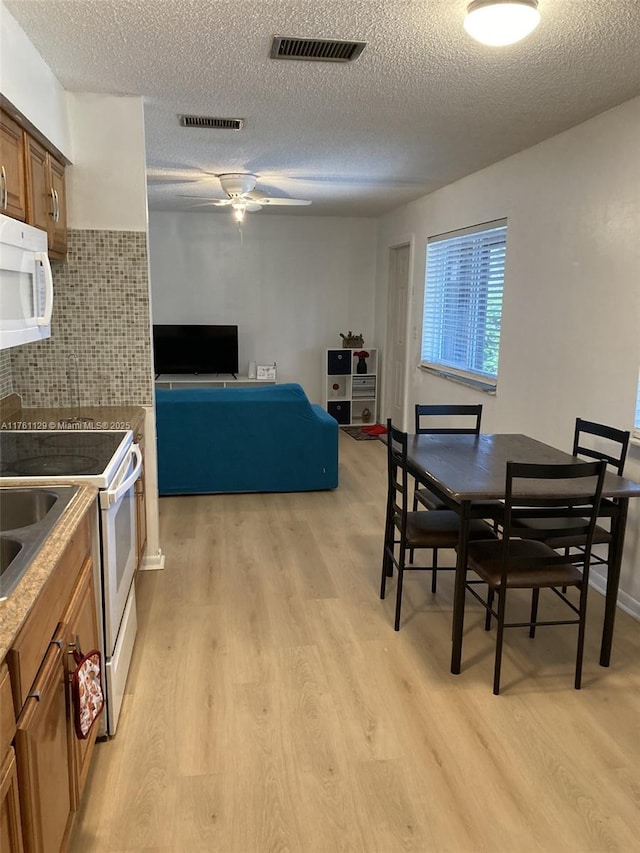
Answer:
[340,424,387,441]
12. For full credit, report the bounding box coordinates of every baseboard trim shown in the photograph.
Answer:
[140,549,165,571]
[589,573,640,622]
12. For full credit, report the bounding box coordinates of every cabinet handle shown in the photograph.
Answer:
[0,166,6,209]
[28,690,41,702]
[68,634,82,655]
[50,637,64,649]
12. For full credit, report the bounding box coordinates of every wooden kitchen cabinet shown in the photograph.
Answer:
[1,662,24,853]
[1,748,24,853]
[15,633,72,853]
[25,136,67,260]
[0,110,27,221]
[6,508,98,853]
[62,556,99,809]
[135,429,147,569]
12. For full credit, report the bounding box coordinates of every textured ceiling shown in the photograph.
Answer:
[5,0,640,217]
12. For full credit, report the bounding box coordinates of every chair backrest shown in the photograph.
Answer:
[386,418,410,525]
[573,418,630,476]
[415,404,482,435]
[502,459,607,577]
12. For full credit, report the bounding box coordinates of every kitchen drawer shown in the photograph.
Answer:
[0,663,16,757]
[8,515,90,713]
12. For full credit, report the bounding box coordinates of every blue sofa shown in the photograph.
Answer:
[155,383,339,495]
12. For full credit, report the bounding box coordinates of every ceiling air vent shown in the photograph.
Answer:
[270,36,366,63]
[179,115,244,130]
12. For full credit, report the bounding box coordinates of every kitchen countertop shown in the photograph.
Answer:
[0,484,98,661]
[0,396,145,434]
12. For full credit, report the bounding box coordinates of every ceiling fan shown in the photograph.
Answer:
[180,173,312,222]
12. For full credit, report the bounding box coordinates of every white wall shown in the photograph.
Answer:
[0,2,70,157]
[66,93,148,231]
[149,212,378,403]
[375,96,640,612]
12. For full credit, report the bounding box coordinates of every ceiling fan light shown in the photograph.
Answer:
[464,0,540,47]
[232,202,246,223]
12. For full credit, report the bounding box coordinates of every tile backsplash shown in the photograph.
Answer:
[0,351,11,398]
[10,229,154,407]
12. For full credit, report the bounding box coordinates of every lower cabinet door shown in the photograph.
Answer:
[15,634,72,853]
[63,557,99,808]
[0,747,24,853]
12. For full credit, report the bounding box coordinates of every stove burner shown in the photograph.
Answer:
[40,433,108,451]
[12,455,98,476]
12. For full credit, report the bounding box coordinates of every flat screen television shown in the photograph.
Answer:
[153,324,239,376]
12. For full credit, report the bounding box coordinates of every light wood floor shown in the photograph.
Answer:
[70,433,640,852]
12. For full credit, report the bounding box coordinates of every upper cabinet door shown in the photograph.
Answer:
[48,155,67,259]
[0,111,27,221]
[25,136,67,260]
[25,136,52,234]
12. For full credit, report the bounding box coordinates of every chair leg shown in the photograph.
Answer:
[431,548,438,593]
[529,589,540,638]
[380,544,390,599]
[394,563,405,631]
[493,589,507,695]
[574,582,588,690]
[485,588,494,631]
[380,501,395,599]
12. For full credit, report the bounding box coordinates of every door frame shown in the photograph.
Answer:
[383,237,414,432]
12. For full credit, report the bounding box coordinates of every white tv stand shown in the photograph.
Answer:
[155,374,277,390]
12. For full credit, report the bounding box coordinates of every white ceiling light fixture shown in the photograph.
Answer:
[231,201,247,223]
[464,0,541,47]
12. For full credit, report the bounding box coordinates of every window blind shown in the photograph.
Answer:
[421,220,507,385]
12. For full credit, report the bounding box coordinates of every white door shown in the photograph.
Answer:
[384,243,410,430]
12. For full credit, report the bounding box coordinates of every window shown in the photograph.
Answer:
[421,219,507,389]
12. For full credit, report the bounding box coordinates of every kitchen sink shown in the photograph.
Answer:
[0,537,22,574]
[0,486,80,600]
[0,489,58,531]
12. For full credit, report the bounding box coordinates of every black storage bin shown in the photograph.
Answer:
[327,350,351,375]
[327,401,351,424]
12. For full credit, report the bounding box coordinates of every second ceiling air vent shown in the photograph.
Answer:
[179,115,244,130]
[270,36,366,63]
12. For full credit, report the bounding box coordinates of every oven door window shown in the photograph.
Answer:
[115,489,135,589]
[101,455,138,656]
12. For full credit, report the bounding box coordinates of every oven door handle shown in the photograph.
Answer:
[102,445,142,507]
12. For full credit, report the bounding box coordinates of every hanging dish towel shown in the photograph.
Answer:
[71,647,105,739]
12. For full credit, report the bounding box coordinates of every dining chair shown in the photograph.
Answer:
[412,404,483,511]
[464,459,606,694]
[409,404,501,579]
[518,418,630,575]
[380,419,496,630]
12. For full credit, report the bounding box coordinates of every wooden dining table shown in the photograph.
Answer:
[405,433,640,675]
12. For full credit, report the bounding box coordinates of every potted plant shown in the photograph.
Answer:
[339,331,364,348]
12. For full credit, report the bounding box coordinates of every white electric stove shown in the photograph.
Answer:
[0,429,142,735]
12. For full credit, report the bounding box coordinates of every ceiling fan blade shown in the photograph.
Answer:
[258,197,312,206]
[178,195,232,205]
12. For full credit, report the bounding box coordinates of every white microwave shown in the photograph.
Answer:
[0,213,53,350]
